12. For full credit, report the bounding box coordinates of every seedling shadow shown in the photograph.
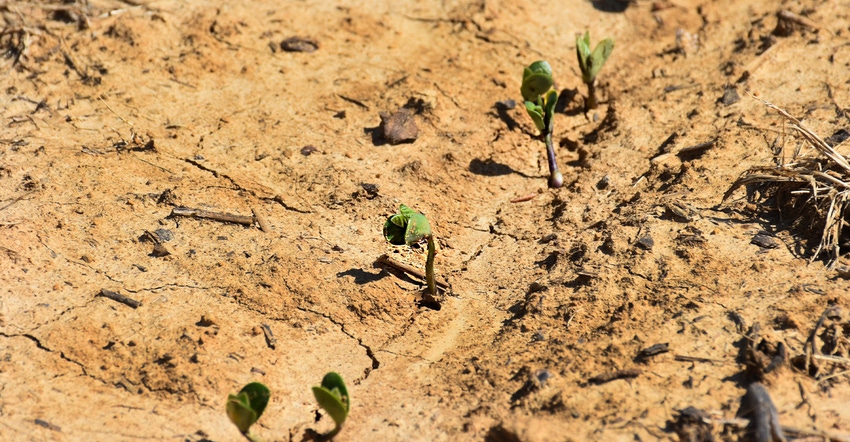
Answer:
[492,99,520,131]
[469,158,533,178]
[555,88,583,116]
[336,268,387,285]
[297,428,336,442]
[591,0,631,13]
[711,205,815,262]
[363,125,387,146]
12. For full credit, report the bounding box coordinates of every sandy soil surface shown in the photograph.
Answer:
[3,0,850,441]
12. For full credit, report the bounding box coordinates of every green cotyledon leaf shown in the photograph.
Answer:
[312,372,349,428]
[227,393,256,434]
[521,60,554,102]
[588,38,614,81]
[576,32,592,83]
[384,204,431,246]
[524,101,545,132]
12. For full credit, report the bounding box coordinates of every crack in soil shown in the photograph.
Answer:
[5,297,96,335]
[182,158,244,191]
[0,332,173,397]
[264,195,313,213]
[182,157,312,213]
[297,307,380,384]
[2,332,92,379]
[68,258,126,284]
[123,283,228,294]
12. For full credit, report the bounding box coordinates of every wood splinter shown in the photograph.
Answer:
[260,323,277,349]
[98,289,141,309]
[252,207,270,233]
[169,206,255,227]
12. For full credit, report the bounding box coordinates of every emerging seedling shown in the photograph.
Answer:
[521,60,563,188]
[575,32,614,111]
[226,382,271,442]
[311,372,350,439]
[383,204,437,297]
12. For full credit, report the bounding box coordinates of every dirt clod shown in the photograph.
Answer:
[380,107,419,145]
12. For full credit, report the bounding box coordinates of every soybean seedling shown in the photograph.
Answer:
[311,372,350,439]
[575,31,614,111]
[383,204,437,297]
[226,382,271,442]
[521,60,563,188]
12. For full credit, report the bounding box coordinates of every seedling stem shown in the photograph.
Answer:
[425,234,436,296]
[544,131,563,188]
[521,60,563,188]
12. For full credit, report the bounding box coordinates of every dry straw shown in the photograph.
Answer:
[724,94,850,268]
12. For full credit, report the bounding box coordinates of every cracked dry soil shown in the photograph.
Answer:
[3,0,850,441]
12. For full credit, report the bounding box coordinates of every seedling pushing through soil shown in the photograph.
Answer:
[226,382,271,442]
[521,60,563,188]
[311,372,350,439]
[575,31,614,111]
[383,204,437,297]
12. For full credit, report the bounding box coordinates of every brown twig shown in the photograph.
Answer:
[376,254,450,292]
[674,354,725,364]
[805,305,839,375]
[98,289,141,309]
[169,206,255,226]
[677,138,717,157]
[510,193,538,203]
[588,368,641,384]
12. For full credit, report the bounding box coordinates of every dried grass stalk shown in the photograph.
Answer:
[724,94,850,268]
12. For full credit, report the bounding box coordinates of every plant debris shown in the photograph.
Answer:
[725,95,850,268]
[98,289,141,309]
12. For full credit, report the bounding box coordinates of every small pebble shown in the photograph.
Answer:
[281,37,319,53]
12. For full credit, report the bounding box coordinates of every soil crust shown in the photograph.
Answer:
[2,0,850,441]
